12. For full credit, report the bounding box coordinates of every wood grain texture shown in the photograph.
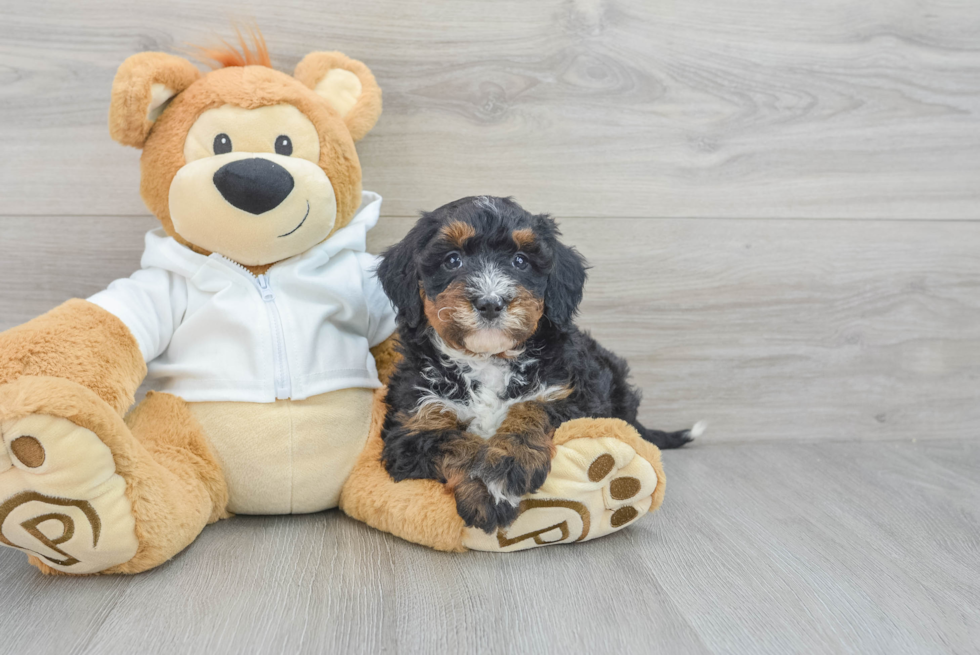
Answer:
[2,214,977,443]
[1,2,977,650]
[649,439,980,654]
[1,0,980,218]
[1,440,977,655]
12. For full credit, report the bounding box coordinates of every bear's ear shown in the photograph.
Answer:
[293,52,382,142]
[109,52,201,149]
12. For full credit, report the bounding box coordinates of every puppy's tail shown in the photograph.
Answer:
[635,420,705,449]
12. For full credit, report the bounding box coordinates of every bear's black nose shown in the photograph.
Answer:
[213,158,294,215]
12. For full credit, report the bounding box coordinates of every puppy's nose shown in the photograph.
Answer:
[474,297,504,319]
[213,158,294,215]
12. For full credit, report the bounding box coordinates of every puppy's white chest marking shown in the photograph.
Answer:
[419,335,564,440]
[460,356,517,439]
[422,337,521,439]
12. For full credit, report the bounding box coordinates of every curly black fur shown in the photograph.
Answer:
[376,196,694,533]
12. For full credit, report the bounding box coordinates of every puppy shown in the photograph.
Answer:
[377,196,700,533]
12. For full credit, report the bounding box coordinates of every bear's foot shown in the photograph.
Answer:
[461,418,667,552]
[0,382,139,574]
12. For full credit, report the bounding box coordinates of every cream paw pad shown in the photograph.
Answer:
[0,414,138,574]
[462,420,666,552]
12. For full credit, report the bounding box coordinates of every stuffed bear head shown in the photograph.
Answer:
[108,35,381,271]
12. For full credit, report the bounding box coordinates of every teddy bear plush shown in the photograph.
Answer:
[0,35,668,575]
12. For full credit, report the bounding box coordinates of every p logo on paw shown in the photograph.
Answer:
[0,492,102,568]
[0,414,139,573]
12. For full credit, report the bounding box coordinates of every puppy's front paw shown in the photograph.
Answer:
[471,435,552,500]
[452,477,520,534]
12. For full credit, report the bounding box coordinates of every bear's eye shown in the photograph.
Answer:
[275,135,293,156]
[213,133,232,155]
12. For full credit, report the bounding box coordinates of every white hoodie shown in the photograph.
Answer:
[89,191,396,403]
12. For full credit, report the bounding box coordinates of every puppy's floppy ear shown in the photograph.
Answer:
[543,221,588,327]
[293,51,382,142]
[378,227,426,329]
[109,52,201,148]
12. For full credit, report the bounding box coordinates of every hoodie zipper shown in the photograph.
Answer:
[211,254,294,400]
[256,274,292,399]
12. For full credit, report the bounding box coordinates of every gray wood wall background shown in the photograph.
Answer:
[2,2,980,653]
[2,0,977,442]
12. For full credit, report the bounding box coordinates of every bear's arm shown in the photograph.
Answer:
[0,299,146,414]
[0,264,184,415]
[370,336,401,385]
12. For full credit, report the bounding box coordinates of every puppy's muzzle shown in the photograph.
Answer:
[213,158,295,215]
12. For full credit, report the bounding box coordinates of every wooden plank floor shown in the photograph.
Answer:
[1,440,978,655]
[1,0,978,653]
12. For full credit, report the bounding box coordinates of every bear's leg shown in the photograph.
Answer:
[111,389,229,573]
[339,393,667,552]
[339,390,468,551]
[0,376,227,575]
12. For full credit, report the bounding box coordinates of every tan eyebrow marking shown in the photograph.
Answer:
[512,228,535,249]
[441,221,477,248]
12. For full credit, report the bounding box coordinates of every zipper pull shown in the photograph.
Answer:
[256,274,275,301]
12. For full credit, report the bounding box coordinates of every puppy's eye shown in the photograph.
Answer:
[512,253,529,270]
[275,135,293,156]
[213,133,232,155]
[444,252,463,270]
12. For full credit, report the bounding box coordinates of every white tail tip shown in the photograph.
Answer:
[690,421,707,438]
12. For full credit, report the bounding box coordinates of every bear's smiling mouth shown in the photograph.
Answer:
[277,201,311,238]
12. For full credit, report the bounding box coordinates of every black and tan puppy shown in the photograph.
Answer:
[377,196,701,533]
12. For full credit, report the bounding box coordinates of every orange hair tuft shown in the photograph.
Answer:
[188,24,271,69]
